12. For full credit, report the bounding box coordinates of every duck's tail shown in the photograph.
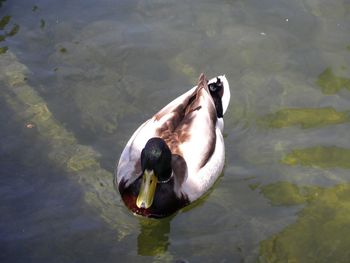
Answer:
[204,74,230,118]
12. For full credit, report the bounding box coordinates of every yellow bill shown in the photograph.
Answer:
[136,169,158,209]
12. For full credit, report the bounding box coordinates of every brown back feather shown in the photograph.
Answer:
[155,73,216,160]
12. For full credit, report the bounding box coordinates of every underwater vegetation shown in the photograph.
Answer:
[260,107,349,129]
[260,181,320,206]
[256,67,350,261]
[256,56,350,261]
[316,68,350,94]
[282,146,350,169]
[170,53,198,82]
[0,13,20,54]
[259,181,350,263]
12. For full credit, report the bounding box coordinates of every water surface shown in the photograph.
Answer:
[1,0,350,262]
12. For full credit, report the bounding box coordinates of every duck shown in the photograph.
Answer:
[115,73,230,218]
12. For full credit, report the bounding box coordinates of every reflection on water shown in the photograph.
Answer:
[137,217,171,256]
[1,0,350,262]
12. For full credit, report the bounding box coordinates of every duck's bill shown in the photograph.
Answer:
[136,169,157,209]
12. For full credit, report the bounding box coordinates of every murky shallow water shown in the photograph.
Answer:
[1,0,350,262]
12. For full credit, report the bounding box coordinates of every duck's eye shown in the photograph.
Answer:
[150,179,153,184]
[209,84,216,92]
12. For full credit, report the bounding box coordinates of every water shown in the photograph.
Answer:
[1,0,350,262]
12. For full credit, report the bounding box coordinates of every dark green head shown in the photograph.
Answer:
[137,137,172,209]
[141,137,172,182]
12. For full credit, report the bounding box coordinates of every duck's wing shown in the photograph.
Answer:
[155,74,217,171]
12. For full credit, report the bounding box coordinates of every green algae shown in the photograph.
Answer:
[6,23,19,37]
[0,14,20,55]
[170,53,198,82]
[260,181,321,206]
[316,68,350,94]
[67,148,100,172]
[59,47,67,53]
[0,46,7,54]
[260,107,349,129]
[259,182,350,263]
[0,15,10,30]
[282,146,350,169]
[0,51,135,240]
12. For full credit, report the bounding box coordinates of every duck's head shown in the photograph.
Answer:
[136,137,172,209]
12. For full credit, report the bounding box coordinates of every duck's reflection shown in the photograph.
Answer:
[137,216,172,256]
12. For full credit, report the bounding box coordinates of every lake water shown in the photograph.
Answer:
[1,0,350,262]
